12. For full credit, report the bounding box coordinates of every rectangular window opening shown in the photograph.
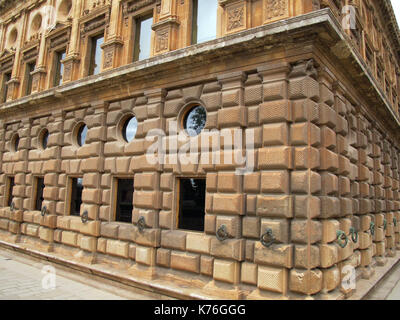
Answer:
[191,0,217,45]
[178,178,206,231]
[6,176,15,207]
[54,49,66,87]
[25,62,36,95]
[2,72,11,102]
[115,179,134,223]
[34,177,45,211]
[133,14,153,62]
[89,34,104,76]
[70,177,83,216]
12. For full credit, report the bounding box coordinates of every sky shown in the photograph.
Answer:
[392,0,400,27]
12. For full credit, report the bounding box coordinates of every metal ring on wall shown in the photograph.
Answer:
[137,216,146,232]
[81,210,89,223]
[216,224,229,242]
[383,219,387,231]
[350,227,358,243]
[260,228,275,248]
[41,205,47,217]
[336,230,348,248]
[370,222,375,236]
[10,202,15,212]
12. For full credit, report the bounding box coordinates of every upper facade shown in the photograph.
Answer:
[0,0,399,116]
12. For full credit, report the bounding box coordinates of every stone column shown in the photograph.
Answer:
[152,0,180,56]
[101,0,124,70]
[62,0,82,83]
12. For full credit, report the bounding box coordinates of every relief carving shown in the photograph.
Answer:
[227,3,245,32]
[155,28,169,53]
[103,46,114,69]
[264,0,289,22]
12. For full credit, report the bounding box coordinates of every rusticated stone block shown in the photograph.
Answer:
[291,171,321,194]
[320,148,338,172]
[106,239,129,258]
[213,259,240,284]
[289,269,322,295]
[322,266,340,293]
[217,172,242,193]
[135,228,161,247]
[260,218,289,243]
[259,100,292,124]
[161,230,186,251]
[61,231,78,247]
[295,245,320,269]
[322,219,340,243]
[262,123,288,146]
[156,248,171,267]
[39,226,54,242]
[242,216,260,239]
[244,172,260,193]
[320,172,338,196]
[257,266,287,293]
[213,194,244,215]
[290,122,320,147]
[217,106,247,128]
[170,251,200,274]
[79,235,97,252]
[80,221,101,237]
[186,233,212,254]
[135,246,156,266]
[254,242,293,268]
[261,170,289,194]
[216,215,241,238]
[210,239,244,261]
[360,247,373,266]
[291,219,322,244]
[294,196,320,219]
[100,222,119,239]
[293,147,320,170]
[256,195,293,218]
[241,262,258,285]
[320,244,338,268]
[200,256,214,276]
[258,146,292,170]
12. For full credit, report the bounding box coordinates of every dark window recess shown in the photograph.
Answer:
[54,50,66,87]
[116,179,134,223]
[70,178,83,216]
[2,72,11,102]
[25,62,36,95]
[35,177,45,211]
[89,34,104,76]
[6,177,15,207]
[178,178,206,231]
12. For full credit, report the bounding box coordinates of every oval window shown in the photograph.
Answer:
[122,116,138,143]
[41,130,49,149]
[77,124,88,146]
[183,105,207,137]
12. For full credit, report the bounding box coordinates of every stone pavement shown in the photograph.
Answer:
[0,247,166,300]
[364,261,400,300]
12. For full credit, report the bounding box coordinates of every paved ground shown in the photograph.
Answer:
[365,261,400,300]
[0,247,161,300]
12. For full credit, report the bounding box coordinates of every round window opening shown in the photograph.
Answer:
[122,116,138,143]
[41,130,49,149]
[183,105,207,137]
[12,134,19,152]
[77,124,88,147]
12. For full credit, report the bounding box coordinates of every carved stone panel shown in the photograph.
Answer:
[263,0,290,24]
[225,1,247,34]
[155,27,169,53]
